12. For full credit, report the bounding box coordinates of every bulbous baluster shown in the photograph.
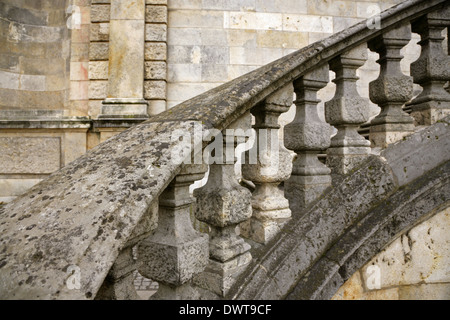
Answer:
[368,24,415,148]
[325,43,371,175]
[193,115,253,297]
[137,164,209,299]
[241,84,294,244]
[284,65,332,214]
[408,7,450,125]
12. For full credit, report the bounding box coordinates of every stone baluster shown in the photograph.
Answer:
[407,8,450,125]
[325,43,371,175]
[284,65,332,214]
[95,245,141,300]
[137,164,209,299]
[368,24,415,148]
[193,115,253,297]
[240,85,294,244]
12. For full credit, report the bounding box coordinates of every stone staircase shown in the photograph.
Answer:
[0,0,449,300]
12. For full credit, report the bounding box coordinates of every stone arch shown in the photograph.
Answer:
[287,161,450,299]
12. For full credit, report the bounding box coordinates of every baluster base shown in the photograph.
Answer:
[193,252,252,297]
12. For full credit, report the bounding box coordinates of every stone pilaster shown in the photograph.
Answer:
[137,164,209,299]
[408,8,450,125]
[100,0,148,118]
[284,65,332,214]
[193,115,253,297]
[325,43,371,175]
[368,24,415,148]
[241,85,293,244]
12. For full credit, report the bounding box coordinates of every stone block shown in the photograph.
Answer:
[20,57,65,75]
[144,42,167,61]
[230,47,283,65]
[167,63,201,82]
[144,61,166,80]
[146,0,167,4]
[167,45,201,64]
[64,131,88,165]
[283,14,333,33]
[381,121,450,187]
[227,65,258,81]
[89,42,109,60]
[18,90,65,109]
[0,137,61,174]
[0,88,18,108]
[70,61,89,81]
[70,80,89,100]
[166,82,217,102]
[145,5,167,23]
[108,19,145,99]
[255,0,307,14]
[256,30,308,49]
[398,283,450,300]
[144,80,166,100]
[201,64,227,82]
[200,46,228,64]
[70,43,90,62]
[228,12,283,31]
[88,80,107,99]
[167,28,201,46]
[111,0,145,20]
[89,61,108,80]
[145,23,167,41]
[90,4,110,22]
[333,17,362,32]
[46,74,68,91]
[167,0,201,9]
[360,207,450,289]
[168,10,223,28]
[226,29,257,47]
[201,29,227,47]
[0,70,19,90]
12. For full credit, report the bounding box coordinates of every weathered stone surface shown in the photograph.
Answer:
[368,24,414,148]
[242,85,293,244]
[284,65,332,213]
[144,42,167,61]
[229,154,398,299]
[408,7,450,125]
[138,164,209,294]
[0,137,61,174]
[1,0,448,301]
[331,160,450,294]
[0,120,207,299]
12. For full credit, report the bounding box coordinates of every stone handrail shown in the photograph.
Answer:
[0,0,448,299]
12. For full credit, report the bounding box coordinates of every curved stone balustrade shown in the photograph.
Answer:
[0,0,448,300]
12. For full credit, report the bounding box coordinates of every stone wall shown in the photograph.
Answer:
[164,0,411,122]
[0,0,70,113]
[333,206,450,300]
